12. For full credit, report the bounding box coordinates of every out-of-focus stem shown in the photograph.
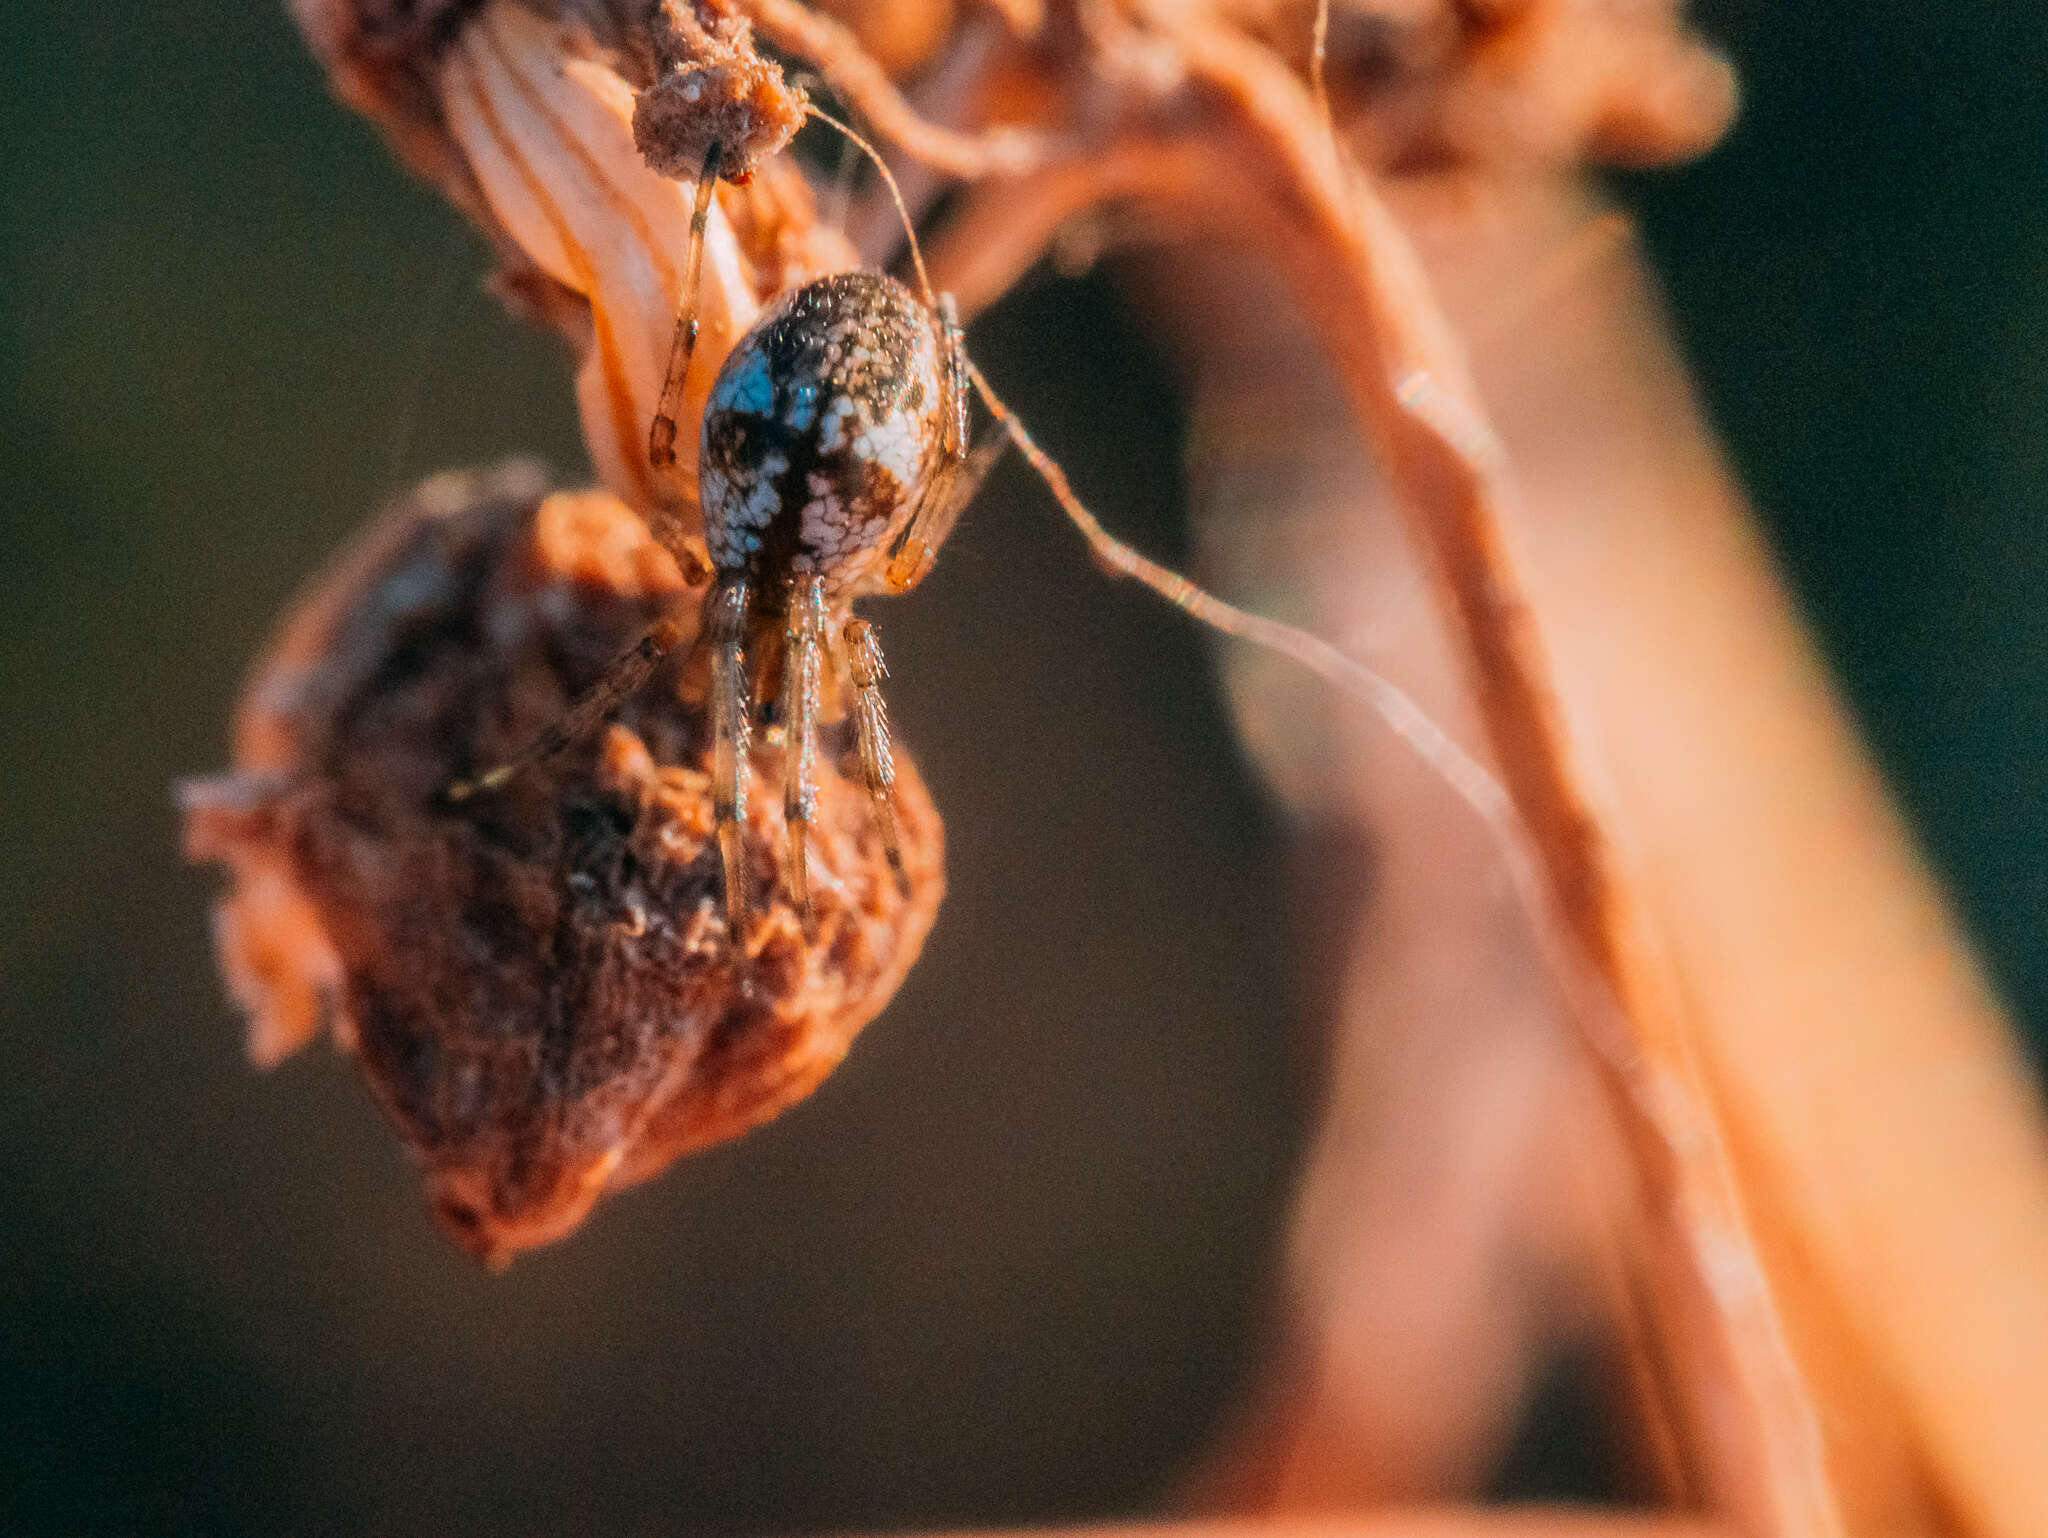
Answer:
[1397,176,2048,1538]
[939,119,1839,1531]
[916,1518,1728,1538]
[1145,171,2048,1538]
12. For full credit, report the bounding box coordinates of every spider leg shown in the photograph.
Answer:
[780,574,827,936]
[706,575,755,941]
[885,293,994,592]
[886,424,1008,595]
[648,141,723,471]
[444,610,688,803]
[964,357,1518,847]
[843,615,910,897]
[937,423,1008,552]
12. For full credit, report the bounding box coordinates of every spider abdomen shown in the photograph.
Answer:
[699,271,945,592]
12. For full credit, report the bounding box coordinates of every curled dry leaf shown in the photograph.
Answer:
[183,465,940,1265]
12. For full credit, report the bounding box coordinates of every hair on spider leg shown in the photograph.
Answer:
[648,139,726,472]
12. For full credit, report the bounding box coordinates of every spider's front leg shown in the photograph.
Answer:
[885,294,1004,593]
[648,142,724,471]
[706,574,754,941]
[780,574,827,935]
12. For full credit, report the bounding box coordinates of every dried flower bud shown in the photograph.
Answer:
[634,0,809,181]
[431,3,859,518]
[182,463,942,1265]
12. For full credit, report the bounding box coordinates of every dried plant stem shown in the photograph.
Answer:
[932,29,1838,1538]
[1425,179,2048,1538]
[741,0,1055,176]
[1175,79,1840,1538]
[1173,69,1839,1533]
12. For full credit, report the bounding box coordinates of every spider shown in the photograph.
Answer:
[450,111,1501,949]
[446,119,1002,943]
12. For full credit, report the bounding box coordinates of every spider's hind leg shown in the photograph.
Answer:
[444,609,688,804]
[780,574,827,936]
[844,615,910,897]
[707,574,755,941]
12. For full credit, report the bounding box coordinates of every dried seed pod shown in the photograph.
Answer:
[634,0,809,181]
[182,463,942,1265]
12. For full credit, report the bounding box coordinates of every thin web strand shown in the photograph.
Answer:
[966,360,1519,864]
[804,104,939,313]
[969,357,1656,1084]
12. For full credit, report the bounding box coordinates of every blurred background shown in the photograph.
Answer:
[2,1,2044,1533]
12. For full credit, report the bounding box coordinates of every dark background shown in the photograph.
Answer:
[2,1,2043,1533]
